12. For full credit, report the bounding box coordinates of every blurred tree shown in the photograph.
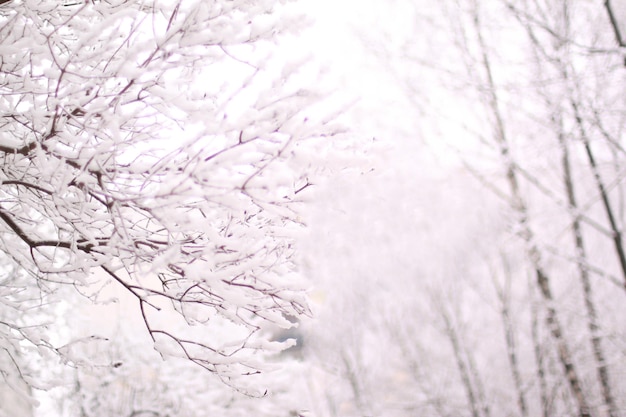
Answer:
[301,0,626,416]
[399,0,626,415]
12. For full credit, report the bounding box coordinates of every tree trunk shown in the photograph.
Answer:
[570,98,626,292]
[529,276,551,417]
[469,4,591,415]
[490,255,528,417]
[440,307,482,417]
[559,116,617,417]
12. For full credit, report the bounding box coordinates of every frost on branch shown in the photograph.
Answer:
[0,0,336,398]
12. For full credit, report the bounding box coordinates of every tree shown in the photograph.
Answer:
[382,0,626,416]
[0,0,338,412]
[298,0,626,416]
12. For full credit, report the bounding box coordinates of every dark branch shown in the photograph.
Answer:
[1,180,53,195]
[0,206,104,252]
[605,0,625,48]
[0,141,37,156]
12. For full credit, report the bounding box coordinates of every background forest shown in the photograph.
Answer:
[302,1,626,417]
[1,1,626,417]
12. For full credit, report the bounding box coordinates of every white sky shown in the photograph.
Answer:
[293,0,419,139]
[293,0,481,177]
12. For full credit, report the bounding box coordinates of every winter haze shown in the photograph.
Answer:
[1,1,626,417]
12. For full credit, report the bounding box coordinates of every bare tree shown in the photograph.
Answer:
[508,2,620,415]
[345,0,626,415]
[489,254,528,417]
[459,3,590,414]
